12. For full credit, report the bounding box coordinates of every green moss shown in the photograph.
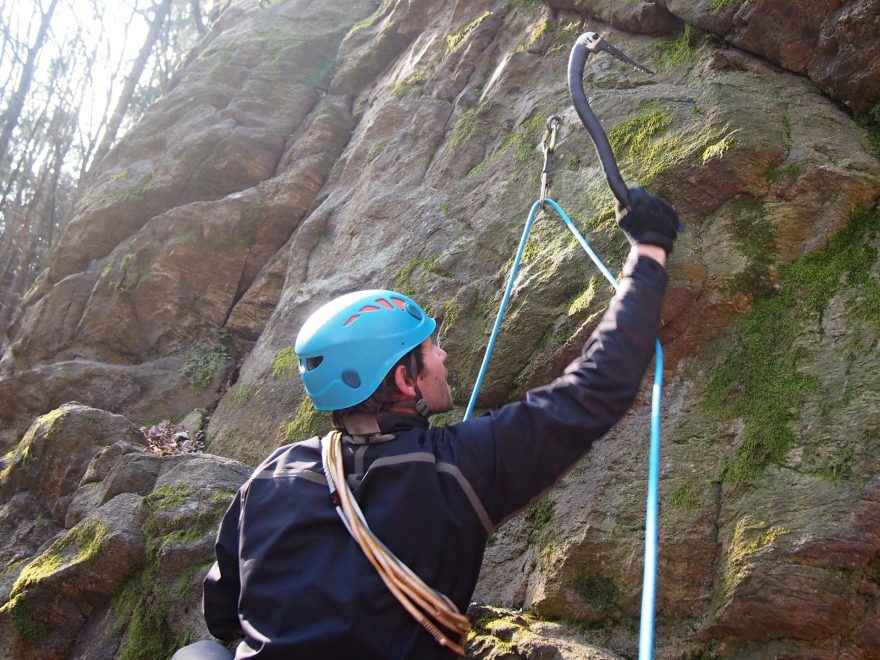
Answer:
[448,107,487,153]
[0,559,25,578]
[280,399,328,442]
[669,484,698,509]
[437,297,460,334]
[144,484,198,512]
[702,135,735,163]
[467,160,488,178]
[183,332,232,390]
[567,278,598,316]
[393,254,441,298]
[548,19,582,55]
[783,162,805,178]
[726,198,776,296]
[82,172,158,209]
[498,114,546,171]
[211,490,237,507]
[508,0,541,14]
[445,11,492,56]
[22,268,48,301]
[767,161,806,183]
[37,406,68,435]
[728,519,790,567]
[429,408,463,427]
[231,384,258,406]
[115,565,187,660]
[119,174,156,204]
[392,72,428,98]
[710,0,732,11]
[654,25,697,70]
[154,517,217,551]
[855,113,880,160]
[0,407,71,491]
[2,595,54,644]
[347,0,390,38]
[6,518,109,640]
[524,497,555,548]
[115,481,224,658]
[810,442,859,480]
[515,14,550,53]
[782,114,792,142]
[704,206,879,485]
[107,252,149,292]
[271,346,298,379]
[173,561,214,600]
[608,102,674,172]
[101,256,116,279]
[572,570,620,623]
[367,139,387,162]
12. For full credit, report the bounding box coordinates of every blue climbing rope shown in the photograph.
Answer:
[463,30,665,658]
[462,197,664,660]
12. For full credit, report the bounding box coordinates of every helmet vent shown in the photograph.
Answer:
[376,298,393,309]
[343,315,360,326]
[341,369,361,388]
[305,356,324,371]
[391,297,406,310]
[359,305,380,312]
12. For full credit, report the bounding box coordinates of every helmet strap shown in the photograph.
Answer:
[386,395,430,418]
[384,353,431,418]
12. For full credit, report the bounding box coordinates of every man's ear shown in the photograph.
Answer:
[393,363,417,398]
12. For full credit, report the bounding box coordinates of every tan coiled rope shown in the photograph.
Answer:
[321,431,470,656]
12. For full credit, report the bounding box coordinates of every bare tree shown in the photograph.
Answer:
[86,0,174,178]
[191,0,206,35]
[0,0,61,168]
[0,0,214,330]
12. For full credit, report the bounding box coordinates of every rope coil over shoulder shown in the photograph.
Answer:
[320,430,470,655]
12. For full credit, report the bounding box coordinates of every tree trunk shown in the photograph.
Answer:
[191,0,206,35]
[0,0,61,168]
[86,0,174,178]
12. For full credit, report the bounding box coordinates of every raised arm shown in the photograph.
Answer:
[448,188,679,525]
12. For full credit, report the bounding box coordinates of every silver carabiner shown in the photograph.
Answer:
[540,115,563,210]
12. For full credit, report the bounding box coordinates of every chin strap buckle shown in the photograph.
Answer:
[414,398,430,417]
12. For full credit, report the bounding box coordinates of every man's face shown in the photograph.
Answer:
[416,336,454,414]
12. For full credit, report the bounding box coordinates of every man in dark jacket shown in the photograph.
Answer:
[201,187,679,658]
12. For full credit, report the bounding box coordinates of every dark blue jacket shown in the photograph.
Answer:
[203,253,667,658]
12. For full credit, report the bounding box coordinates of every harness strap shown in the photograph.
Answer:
[320,431,470,655]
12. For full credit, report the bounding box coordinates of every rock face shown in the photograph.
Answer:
[0,404,251,659]
[0,0,879,658]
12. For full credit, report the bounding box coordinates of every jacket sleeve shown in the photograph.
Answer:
[203,489,245,642]
[450,251,668,525]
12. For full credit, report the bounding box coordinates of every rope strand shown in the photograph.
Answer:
[322,432,469,655]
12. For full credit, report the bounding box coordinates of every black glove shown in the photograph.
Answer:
[615,186,681,255]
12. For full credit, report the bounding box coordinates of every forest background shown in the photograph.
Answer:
[0,0,220,329]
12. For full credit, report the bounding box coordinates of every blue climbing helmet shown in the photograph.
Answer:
[294,289,436,411]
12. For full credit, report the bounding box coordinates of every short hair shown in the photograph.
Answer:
[330,343,426,430]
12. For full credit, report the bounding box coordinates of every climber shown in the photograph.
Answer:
[192,187,679,659]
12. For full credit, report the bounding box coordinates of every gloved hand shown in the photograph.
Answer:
[615,187,681,255]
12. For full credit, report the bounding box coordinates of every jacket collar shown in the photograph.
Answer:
[376,411,429,434]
